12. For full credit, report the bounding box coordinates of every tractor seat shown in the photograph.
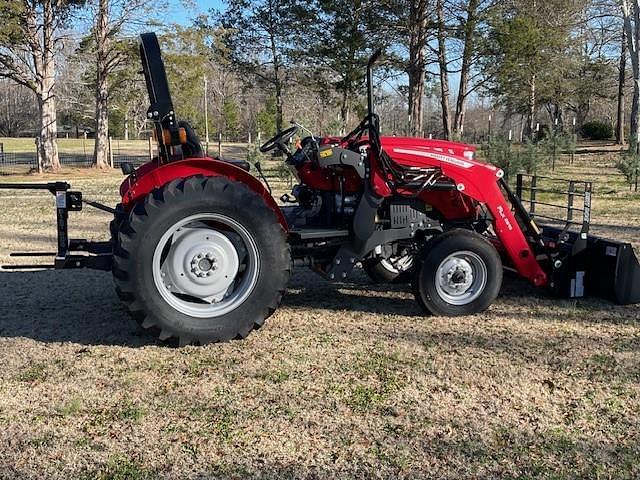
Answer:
[218,158,251,172]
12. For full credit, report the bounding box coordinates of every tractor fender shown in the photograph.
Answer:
[119,158,288,230]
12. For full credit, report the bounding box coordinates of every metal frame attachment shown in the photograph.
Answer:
[0,182,113,271]
[516,174,592,236]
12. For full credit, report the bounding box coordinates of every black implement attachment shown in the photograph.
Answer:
[0,182,112,271]
[541,226,640,304]
[516,174,640,304]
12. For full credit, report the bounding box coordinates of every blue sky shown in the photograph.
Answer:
[166,0,225,25]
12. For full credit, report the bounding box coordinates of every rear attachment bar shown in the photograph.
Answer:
[0,182,113,271]
[515,174,640,304]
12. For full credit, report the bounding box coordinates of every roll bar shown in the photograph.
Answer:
[139,32,180,162]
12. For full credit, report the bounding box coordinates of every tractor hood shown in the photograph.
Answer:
[380,136,498,175]
[380,136,477,160]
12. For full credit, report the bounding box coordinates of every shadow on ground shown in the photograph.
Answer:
[0,266,631,347]
[0,269,149,347]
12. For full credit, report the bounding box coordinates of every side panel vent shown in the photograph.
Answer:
[390,204,426,229]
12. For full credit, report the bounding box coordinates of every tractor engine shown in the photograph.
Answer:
[284,183,359,229]
[283,136,364,230]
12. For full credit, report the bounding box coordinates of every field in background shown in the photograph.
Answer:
[0,138,255,177]
[0,137,150,154]
[0,137,251,157]
[0,150,638,478]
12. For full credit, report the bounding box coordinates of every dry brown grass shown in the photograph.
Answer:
[0,154,638,479]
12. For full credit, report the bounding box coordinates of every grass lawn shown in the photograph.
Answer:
[0,152,637,478]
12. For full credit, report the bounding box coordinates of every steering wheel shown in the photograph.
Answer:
[259,126,298,153]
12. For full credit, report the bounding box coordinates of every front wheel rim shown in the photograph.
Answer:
[434,251,487,306]
[152,213,260,318]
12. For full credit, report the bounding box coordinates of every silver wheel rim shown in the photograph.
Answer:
[434,251,487,306]
[380,255,414,274]
[152,213,259,318]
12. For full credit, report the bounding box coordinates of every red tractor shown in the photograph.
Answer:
[2,33,639,345]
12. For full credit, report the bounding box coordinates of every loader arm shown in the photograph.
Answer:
[437,165,549,287]
[381,144,550,288]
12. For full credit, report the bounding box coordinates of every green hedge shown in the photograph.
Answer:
[581,121,613,140]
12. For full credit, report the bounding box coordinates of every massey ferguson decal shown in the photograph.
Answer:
[392,148,474,169]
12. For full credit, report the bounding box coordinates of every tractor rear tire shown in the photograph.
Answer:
[413,229,502,316]
[112,175,290,345]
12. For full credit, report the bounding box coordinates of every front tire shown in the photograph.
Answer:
[413,229,502,316]
[112,175,290,345]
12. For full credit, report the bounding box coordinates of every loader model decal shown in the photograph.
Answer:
[496,205,514,231]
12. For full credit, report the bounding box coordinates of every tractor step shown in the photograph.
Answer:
[290,228,350,240]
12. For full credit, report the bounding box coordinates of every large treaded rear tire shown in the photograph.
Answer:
[112,175,290,345]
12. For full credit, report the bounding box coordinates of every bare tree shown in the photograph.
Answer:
[0,80,38,136]
[616,24,627,144]
[406,0,430,137]
[87,0,150,168]
[621,0,640,149]
[453,0,481,137]
[436,0,452,139]
[0,0,81,170]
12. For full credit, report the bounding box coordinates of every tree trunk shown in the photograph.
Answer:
[93,0,110,169]
[617,26,627,145]
[94,82,109,168]
[632,77,640,151]
[268,16,284,133]
[407,0,428,137]
[340,87,350,135]
[453,0,479,138]
[37,86,60,171]
[528,72,537,140]
[37,0,60,171]
[622,0,640,152]
[436,0,451,139]
[274,77,283,133]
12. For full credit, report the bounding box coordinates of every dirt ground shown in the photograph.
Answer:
[0,153,638,479]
